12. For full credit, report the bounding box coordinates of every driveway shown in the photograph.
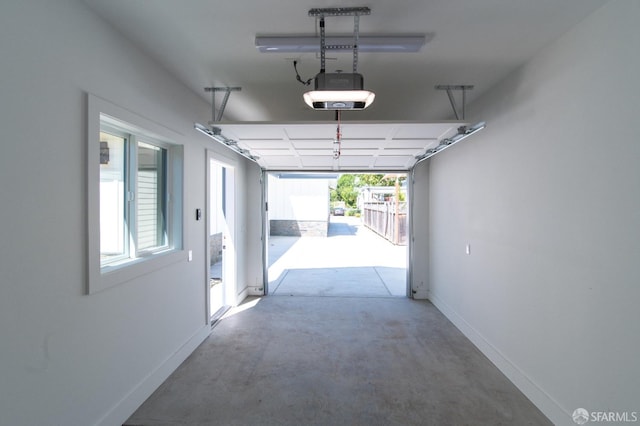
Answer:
[268,216,407,297]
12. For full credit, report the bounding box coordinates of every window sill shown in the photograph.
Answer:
[88,249,185,294]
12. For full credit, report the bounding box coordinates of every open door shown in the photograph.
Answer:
[207,152,236,322]
[264,172,409,298]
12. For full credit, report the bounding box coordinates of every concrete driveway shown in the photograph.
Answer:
[268,216,407,297]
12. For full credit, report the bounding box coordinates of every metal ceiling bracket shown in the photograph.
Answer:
[308,7,371,18]
[309,7,371,74]
[435,85,474,120]
[204,86,242,123]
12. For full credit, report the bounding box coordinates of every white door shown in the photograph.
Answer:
[207,153,236,321]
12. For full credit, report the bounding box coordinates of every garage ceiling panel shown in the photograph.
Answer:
[340,149,380,156]
[391,123,459,140]
[385,139,439,149]
[340,140,387,150]
[380,148,427,156]
[251,148,292,156]
[300,156,335,168]
[375,156,414,168]
[261,156,302,168]
[284,125,335,140]
[297,149,332,156]
[338,156,379,168]
[290,139,334,149]
[240,140,292,150]
[216,121,467,171]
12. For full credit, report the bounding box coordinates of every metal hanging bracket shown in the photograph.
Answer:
[308,7,371,74]
[308,7,371,17]
[435,85,474,120]
[204,86,242,123]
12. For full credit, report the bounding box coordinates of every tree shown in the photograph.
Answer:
[332,173,407,208]
[355,173,405,188]
[334,174,359,208]
[330,188,339,202]
[356,174,390,187]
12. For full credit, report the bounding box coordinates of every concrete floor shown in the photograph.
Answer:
[269,216,407,297]
[125,296,551,426]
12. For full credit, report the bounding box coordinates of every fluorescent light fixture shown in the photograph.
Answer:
[255,35,427,53]
[414,121,486,163]
[303,90,375,110]
[194,123,260,163]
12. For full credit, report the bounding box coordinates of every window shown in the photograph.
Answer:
[136,141,168,253]
[99,129,127,265]
[88,95,183,293]
[99,128,172,266]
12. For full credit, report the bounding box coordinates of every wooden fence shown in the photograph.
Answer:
[362,201,407,245]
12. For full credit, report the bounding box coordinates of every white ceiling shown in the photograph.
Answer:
[82,0,607,169]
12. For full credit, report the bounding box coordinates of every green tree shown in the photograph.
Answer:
[354,173,404,187]
[335,174,359,208]
[330,188,339,202]
[356,174,389,187]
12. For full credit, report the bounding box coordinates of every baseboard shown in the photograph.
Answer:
[412,288,429,300]
[96,324,211,426]
[236,285,249,305]
[247,286,265,296]
[428,292,570,426]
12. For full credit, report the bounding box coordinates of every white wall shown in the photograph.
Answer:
[414,1,640,424]
[410,163,430,299]
[267,176,330,221]
[243,168,266,296]
[0,1,261,425]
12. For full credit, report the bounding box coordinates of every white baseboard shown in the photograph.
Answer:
[96,324,211,426]
[236,286,250,305]
[247,286,265,296]
[412,288,430,300]
[428,292,570,426]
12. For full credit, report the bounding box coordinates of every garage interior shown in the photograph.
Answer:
[1,1,638,426]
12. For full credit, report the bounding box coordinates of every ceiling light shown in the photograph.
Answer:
[255,35,427,53]
[303,73,375,110]
[304,90,375,109]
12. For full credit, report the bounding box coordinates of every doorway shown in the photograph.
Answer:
[207,153,236,322]
[265,172,409,297]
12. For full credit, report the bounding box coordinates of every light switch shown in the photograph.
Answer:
[188,250,193,262]
[465,244,471,255]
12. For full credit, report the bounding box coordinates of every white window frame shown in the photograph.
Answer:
[134,137,170,257]
[87,94,184,294]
